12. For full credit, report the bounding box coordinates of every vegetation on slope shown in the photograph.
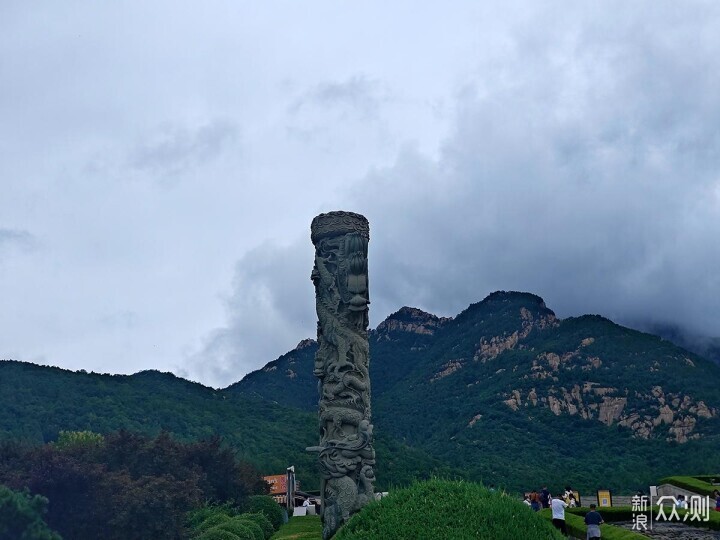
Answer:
[0,431,267,540]
[0,361,449,491]
[3,291,720,498]
[658,475,720,496]
[231,291,720,492]
[0,485,62,540]
[334,479,564,540]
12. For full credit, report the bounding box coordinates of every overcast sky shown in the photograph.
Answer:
[2,2,719,387]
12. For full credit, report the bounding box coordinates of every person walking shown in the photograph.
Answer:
[584,503,604,540]
[551,494,568,537]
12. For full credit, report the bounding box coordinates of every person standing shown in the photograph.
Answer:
[541,486,551,509]
[530,491,541,512]
[551,494,568,537]
[584,503,604,540]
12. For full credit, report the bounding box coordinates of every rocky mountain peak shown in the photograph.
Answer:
[481,290,549,310]
[295,338,317,350]
[373,306,451,337]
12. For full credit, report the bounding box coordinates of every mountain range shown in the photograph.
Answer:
[2,291,718,493]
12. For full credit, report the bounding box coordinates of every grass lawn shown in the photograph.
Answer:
[270,516,322,540]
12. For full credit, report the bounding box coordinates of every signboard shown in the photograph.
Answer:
[597,489,613,508]
[263,474,287,495]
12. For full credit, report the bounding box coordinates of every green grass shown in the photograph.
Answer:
[659,475,720,497]
[270,516,321,540]
[564,505,720,532]
[540,509,647,539]
[334,479,564,540]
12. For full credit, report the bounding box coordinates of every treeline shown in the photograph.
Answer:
[0,431,270,540]
[0,361,320,490]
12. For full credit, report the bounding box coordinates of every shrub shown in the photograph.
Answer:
[186,503,239,530]
[217,519,262,540]
[0,485,62,540]
[196,513,231,533]
[245,496,283,531]
[334,479,563,540]
[196,529,241,540]
[239,512,273,539]
[659,475,718,497]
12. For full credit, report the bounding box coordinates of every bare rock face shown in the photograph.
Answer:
[475,308,557,362]
[476,332,522,362]
[375,307,450,339]
[502,377,717,443]
[598,397,627,425]
[654,405,674,426]
[669,416,697,443]
[296,338,317,350]
[547,395,563,415]
[696,401,713,418]
[431,359,464,382]
[467,413,483,427]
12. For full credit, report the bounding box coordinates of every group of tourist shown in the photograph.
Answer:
[519,486,720,538]
[522,485,600,539]
[523,485,578,511]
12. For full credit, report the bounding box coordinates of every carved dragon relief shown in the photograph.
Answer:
[307,212,375,540]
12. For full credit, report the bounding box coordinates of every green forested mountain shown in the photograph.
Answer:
[2,291,719,495]
[0,360,450,491]
[229,291,720,492]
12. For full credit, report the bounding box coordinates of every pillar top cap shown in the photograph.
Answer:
[311,211,369,244]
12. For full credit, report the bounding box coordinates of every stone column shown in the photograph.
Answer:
[307,211,375,540]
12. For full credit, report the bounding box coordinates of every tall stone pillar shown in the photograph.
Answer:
[307,211,375,540]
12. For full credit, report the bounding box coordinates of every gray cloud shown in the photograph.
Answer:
[0,228,37,253]
[184,239,316,388]
[4,2,720,387]
[128,120,239,179]
[290,76,386,118]
[352,8,720,336]
[189,3,720,385]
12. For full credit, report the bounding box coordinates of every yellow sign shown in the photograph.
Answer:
[597,489,612,507]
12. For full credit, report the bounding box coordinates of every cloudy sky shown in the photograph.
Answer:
[2,2,719,387]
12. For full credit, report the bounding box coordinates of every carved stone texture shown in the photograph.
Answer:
[306,211,375,540]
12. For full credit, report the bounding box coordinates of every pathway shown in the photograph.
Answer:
[616,521,720,539]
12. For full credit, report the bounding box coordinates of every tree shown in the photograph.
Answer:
[0,484,62,540]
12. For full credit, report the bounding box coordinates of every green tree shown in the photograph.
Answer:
[245,496,283,531]
[55,430,104,450]
[0,485,62,540]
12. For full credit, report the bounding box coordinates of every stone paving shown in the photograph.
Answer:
[615,521,720,539]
